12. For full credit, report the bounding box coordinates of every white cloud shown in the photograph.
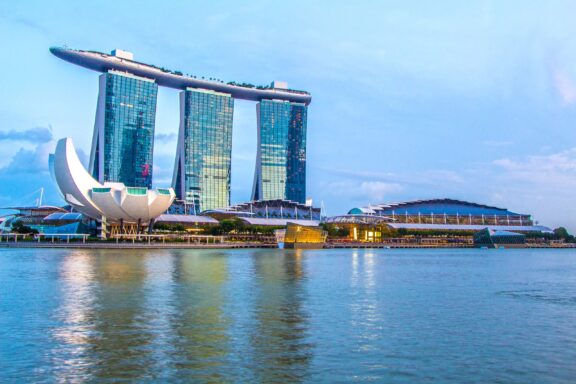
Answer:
[493,148,576,185]
[0,142,54,175]
[155,132,177,142]
[359,181,403,201]
[553,68,576,106]
[490,148,576,231]
[0,126,53,143]
[320,179,402,203]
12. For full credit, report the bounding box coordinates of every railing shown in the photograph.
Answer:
[0,233,90,243]
[111,234,225,244]
[38,234,90,243]
[0,233,32,243]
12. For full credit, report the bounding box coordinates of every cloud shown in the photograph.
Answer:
[322,179,402,201]
[484,148,576,232]
[552,68,576,106]
[0,126,53,143]
[151,154,175,187]
[11,16,51,35]
[155,132,177,142]
[0,142,54,175]
[359,181,403,201]
[318,166,463,187]
[493,148,576,178]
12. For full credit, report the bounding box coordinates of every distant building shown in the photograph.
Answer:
[173,88,234,213]
[204,199,321,227]
[326,199,551,242]
[252,100,307,203]
[473,228,526,248]
[279,222,327,249]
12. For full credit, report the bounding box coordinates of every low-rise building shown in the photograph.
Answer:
[325,199,551,242]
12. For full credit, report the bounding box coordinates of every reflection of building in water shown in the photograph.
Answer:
[249,251,312,382]
[349,250,383,377]
[49,251,155,381]
[50,251,97,382]
[88,252,154,381]
[170,250,231,379]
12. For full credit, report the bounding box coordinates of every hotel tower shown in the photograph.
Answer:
[50,47,311,211]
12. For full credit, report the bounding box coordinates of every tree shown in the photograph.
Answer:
[553,227,575,242]
[219,219,236,234]
[11,221,38,234]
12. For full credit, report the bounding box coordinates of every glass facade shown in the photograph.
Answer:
[173,88,234,213]
[252,100,307,203]
[90,71,158,188]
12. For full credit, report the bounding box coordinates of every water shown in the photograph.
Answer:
[1,248,576,383]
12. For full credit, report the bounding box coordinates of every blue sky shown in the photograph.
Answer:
[1,0,576,230]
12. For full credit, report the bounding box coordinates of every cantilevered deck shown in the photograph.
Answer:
[50,47,312,105]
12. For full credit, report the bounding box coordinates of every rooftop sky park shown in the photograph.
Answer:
[49,47,312,104]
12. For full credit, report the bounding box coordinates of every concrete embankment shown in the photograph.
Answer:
[0,241,277,250]
[328,243,473,249]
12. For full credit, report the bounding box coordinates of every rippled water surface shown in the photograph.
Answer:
[1,248,576,383]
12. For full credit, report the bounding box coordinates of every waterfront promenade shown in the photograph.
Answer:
[0,240,276,249]
[1,240,570,250]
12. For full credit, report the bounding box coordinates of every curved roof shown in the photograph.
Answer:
[239,218,320,227]
[44,212,84,221]
[214,199,318,212]
[50,47,312,105]
[387,223,551,233]
[349,199,526,216]
[156,214,219,225]
[324,215,393,225]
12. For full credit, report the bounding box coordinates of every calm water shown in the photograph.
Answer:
[1,248,576,383]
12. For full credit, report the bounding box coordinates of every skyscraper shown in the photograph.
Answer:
[252,100,307,203]
[51,47,312,208]
[89,70,158,188]
[173,88,234,213]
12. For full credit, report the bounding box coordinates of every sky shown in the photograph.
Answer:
[1,0,576,230]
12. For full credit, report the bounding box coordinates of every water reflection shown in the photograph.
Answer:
[51,251,156,381]
[51,250,97,382]
[48,249,313,382]
[169,250,231,381]
[89,251,155,381]
[249,250,313,382]
[142,251,177,376]
[7,248,576,382]
[349,250,385,380]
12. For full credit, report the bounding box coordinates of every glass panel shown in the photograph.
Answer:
[97,72,158,188]
[127,187,147,195]
[92,187,111,193]
[252,100,307,203]
[176,89,234,213]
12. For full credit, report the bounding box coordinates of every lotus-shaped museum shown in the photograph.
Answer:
[52,138,175,224]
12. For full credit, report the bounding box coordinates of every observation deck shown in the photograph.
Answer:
[50,47,312,105]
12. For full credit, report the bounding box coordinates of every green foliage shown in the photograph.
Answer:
[153,222,186,232]
[553,227,575,242]
[11,221,39,234]
[321,223,351,238]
